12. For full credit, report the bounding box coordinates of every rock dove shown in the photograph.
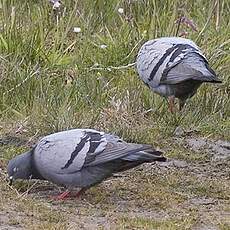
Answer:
[7,128,166,200]
[136,37,222,112]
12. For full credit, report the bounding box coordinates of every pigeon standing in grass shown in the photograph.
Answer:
[136,37,222,112]
[7,129,166,200]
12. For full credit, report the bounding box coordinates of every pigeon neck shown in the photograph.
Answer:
[30,148,45,180]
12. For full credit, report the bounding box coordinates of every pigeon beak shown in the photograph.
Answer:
[9,176,13,186]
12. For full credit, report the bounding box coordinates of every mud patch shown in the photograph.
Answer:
[186,137,230,160]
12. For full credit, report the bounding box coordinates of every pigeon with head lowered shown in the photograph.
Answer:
[7,128,166,200]
[136,37,222,112]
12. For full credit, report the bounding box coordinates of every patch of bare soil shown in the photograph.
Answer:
[186,137,230,160]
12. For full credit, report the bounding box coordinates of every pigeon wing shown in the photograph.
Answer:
[33,129,151,176]
[161,53,220,84]
[83,136,153,167]
[33,129,106,175]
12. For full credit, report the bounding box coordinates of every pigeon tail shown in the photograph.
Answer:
[187,53,222,83]
[102,147,165,174]
[200,62,222,83]
[196,75,222,83]
[122,147,166,162]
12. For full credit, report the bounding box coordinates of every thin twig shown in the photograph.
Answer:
[0,171,21,196]
[19,180,39,198]
[87,62,136,72]
[120,38,144,63]
[175,16,182,36]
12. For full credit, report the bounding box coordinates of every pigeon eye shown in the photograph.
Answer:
[13,167,18,173]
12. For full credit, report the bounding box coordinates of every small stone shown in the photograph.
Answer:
[156,159,188,168]
[190,197,216,205]
[172,160,188,168]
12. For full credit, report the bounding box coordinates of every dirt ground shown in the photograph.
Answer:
[0,135,229,230]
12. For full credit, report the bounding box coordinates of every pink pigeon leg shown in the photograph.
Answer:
[168,96,176,113]
[74,187,87,198]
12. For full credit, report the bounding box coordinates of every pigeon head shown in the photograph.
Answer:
[7,151,33,185]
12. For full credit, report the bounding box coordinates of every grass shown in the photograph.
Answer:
[0,0,230,229]
[117,215,197,230]
[0,0,229,140]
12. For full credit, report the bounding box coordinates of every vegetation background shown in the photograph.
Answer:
[0,0,229,229]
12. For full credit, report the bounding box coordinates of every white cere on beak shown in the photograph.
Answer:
[9,176,13,186]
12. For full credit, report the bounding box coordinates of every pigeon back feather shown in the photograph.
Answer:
[33,129,107,175]
[136,37,206,87]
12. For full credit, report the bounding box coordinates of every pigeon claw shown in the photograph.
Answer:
[51,191,71,200]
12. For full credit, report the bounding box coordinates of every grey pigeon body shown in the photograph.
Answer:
[7,129,165,198]
[136,37,221,111]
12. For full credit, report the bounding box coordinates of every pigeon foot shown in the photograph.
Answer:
[51,190,71,200]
